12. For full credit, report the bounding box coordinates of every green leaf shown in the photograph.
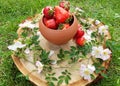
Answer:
[91,32,97,38]
[52,77,57,81]
[45,77,50,81]
[58,76,64,79]
[62,71,66,75]
[31,35,39,41]
[16,74,24,78]
[101,73,108,78]
[95,69,100,74]
[67,75,71,80]
[21,32,28,37]
[65,77,69,84]
[48,82,55,86]
[64,51,70,54]
[93,62,101,68]
[52,73,56,76]
[91,74,95,79]
[99,66,105,71]
[57,79,63,86]
[70,46,76,51]
[68,72,71,75]
[25,75,29,80]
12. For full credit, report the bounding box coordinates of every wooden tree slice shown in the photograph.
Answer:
[11,15,111,86]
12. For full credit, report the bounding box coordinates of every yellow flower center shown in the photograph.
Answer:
[84,70,90,75]
[96,50,100,54]
[103,51,107,55]
[102,28,105,32]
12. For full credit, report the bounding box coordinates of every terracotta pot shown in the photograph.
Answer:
[39,15,78,45]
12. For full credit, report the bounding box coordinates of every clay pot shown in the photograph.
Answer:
[39,15,78,45]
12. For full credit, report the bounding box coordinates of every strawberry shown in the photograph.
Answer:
[54,6,70,23]
[43,17,57,29]
[74,24,84,39]
[58,24,70,30]
[59,1,70,11]
[62,24,70,30]
[43,6,54,19]
[76,37,85,46]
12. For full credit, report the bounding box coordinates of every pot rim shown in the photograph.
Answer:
[40,14,76,32]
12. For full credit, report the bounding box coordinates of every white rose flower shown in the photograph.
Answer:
[91,46,111,61]
[8,41,26,51]
[35,61,43,73]
[80,64,95,81]
[98,25,108,35]
[19,20,38,29]
[101,48,112,61]
[91,46,103,58]
[83,30,94,42]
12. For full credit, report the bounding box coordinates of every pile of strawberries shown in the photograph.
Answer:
[43,1,72,30]
[74,24,85,46]
[43,1,85,46]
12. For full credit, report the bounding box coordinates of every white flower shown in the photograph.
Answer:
[91,46,103,58]
[91,46,111,61]
[35,61,43,73]
[19,20,38,29]
[80,64,95,81]
[24,48,30,54]
[8,41,26,51]
[75,7,84,12]
[51,60,57,65]
[98,25,108,35]
[95,20,101,25]
[101,49,111,61]
[36,31,41,36]
[48,50,54,57]
[83,30,93,42]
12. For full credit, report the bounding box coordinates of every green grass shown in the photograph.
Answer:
[0,0,120,86]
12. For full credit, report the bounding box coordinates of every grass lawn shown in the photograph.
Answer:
[0,0,120,86]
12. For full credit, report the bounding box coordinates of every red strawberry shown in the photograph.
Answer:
[74,24,84,39]
[62,24,70,30]
[54,6,70,23]
[58,23,70,30]
[59,1,70,11]
[76,37,85,46]
[43,6,54,19]
[43,17,57,29]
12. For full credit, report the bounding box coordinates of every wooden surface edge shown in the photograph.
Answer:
[11,55,111,86]
[87,57,112,86]
[11,55,47,86]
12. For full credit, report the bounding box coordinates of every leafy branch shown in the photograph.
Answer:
[92,59,108,78]
[45,70,71,86]
[77,43,92,56]
[57,70,71,86]
[57,46,85,63]
[45,73,57,86]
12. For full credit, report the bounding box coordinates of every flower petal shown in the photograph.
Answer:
[8,44,17,51]
[8,41,26,51]
[95,20,101,25]
[24,48,30,54]
[48,50,54,57]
